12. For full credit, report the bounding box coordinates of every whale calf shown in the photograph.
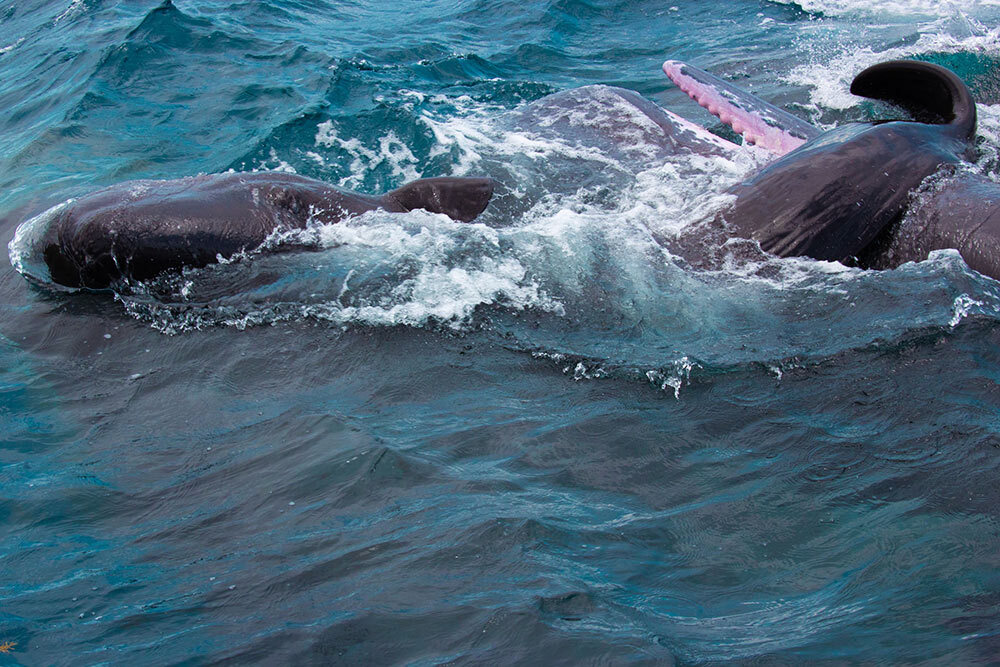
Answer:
[14,172,494,289]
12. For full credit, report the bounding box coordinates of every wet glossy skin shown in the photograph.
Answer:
[712,59,1000,279]
[878,174,1000,277]
[724,121,971,264]
[38,172,493,288]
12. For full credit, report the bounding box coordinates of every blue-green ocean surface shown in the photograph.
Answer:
[3,0,1000,663]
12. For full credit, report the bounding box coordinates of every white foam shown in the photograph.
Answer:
[310,213,566,329]
[54,0,85,23]
[973,104,1000,180]
[787,24,1000,112]
[646,357,700,399]
[771,0,1000,19]
[132,209,566,333]
[314,121,422,187]
[0,37,25,55]
[257,148,297,174]
[327,257,554,328]
[950,293,985,327]
[8,200,73,286]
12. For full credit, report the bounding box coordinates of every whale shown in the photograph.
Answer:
[10,59,999,292]
[662,59,1000,279]
[13,172,494,289]
[872,172,1000,278]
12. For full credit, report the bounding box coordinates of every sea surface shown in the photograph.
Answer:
[3,0,1000,664]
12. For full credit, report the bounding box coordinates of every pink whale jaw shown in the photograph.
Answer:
[662,60,809,156]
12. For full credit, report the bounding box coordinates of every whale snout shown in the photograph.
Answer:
[9,199,80,288]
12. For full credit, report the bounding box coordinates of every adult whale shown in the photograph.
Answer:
[12,173,494,289]
[664,59,1000,278]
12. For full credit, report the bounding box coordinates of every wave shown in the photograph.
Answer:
[787,37,1000,115]
[770,0,1000,19]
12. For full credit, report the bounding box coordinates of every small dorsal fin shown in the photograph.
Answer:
[384,177,495,222]
[850,59,977,141]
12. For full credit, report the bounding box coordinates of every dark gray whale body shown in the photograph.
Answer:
[722,60,978,266]
[879,173,1000,278]
[665,59,1000,279]
[33,172,494,288]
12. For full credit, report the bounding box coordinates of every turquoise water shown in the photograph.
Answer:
[3,0,1000,663]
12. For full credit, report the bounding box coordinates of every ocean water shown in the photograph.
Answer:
[3,0,1000,663]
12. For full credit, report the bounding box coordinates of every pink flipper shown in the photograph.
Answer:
[663,60,820,156]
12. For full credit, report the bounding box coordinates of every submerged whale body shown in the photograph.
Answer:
[663,59,1000,279]
[9,59,1000,292]
[19,173,494,289]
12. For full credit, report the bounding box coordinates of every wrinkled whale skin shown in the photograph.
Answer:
[874,174,1000,277]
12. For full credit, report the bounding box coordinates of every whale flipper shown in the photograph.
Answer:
[663,60,821,155]
[850,59,977,141]
[383,177,495,223]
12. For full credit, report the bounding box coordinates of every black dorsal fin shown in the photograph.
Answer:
[850,59,977,141]
[384,177,495,222]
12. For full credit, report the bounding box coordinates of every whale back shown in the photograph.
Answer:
[26,173,497,289]
[874,174,1000,278]
[724,121,969,263]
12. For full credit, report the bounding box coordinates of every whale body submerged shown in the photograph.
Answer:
[9,59,1000,290]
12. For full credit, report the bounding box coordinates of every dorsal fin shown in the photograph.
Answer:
[850,59,977,141]
[384,177,495,223]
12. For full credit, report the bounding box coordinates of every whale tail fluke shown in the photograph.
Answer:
[385,177,495,223]
[850,59,977,142]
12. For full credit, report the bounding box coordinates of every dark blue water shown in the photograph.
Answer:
[4,0,1000,663]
